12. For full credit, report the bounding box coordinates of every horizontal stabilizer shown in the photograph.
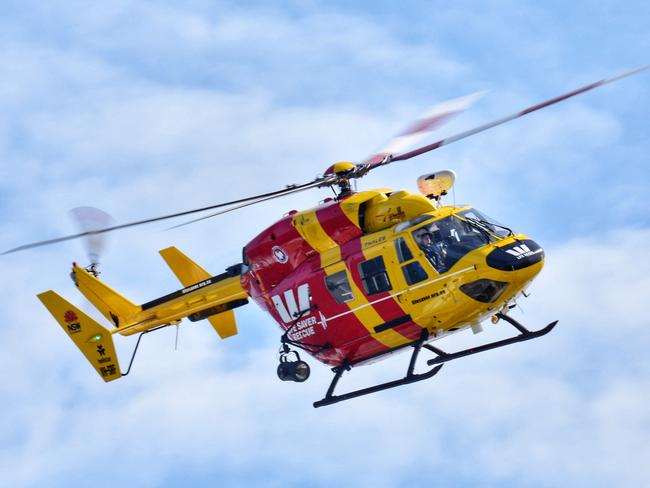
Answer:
[37,291,122,382]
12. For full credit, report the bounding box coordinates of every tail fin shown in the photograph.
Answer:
[159,246,238,339]
[37,291,122,382]
[72,264,140,327]
[205,309,237,339]
[159,246,211,285]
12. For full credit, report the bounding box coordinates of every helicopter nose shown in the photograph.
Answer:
[486,239,545,271]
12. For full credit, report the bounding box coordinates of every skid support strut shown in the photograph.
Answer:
[425,312,558,366]
[313,313,558,408]
[313,330,444,408]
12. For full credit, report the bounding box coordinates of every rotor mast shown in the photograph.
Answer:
[323,161,358,198]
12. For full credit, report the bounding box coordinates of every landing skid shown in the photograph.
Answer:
[425,313,558,366]
[313,329,442,408]
[313,313,557,408]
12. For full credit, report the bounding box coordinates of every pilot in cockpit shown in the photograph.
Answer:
[417,227,448,270]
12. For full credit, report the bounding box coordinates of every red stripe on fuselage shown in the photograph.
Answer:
[344,238,423,342]
[316,201,362,246]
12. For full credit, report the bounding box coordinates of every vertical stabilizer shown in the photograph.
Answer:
[159,246,239,338]
[206,309,238,339]
[159,246,211,285]
[38,291,122,382]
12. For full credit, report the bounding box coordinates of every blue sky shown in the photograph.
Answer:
[1,1,649,487]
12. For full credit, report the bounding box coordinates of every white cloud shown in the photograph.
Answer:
[2,226,650,487]
[529,229,650,330]
[1,2,649,487]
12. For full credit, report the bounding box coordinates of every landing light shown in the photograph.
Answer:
[460,279,508,303]
[277,360,311,382]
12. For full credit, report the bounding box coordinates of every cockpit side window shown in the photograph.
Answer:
[402,261,428,285]
[394,237,428,285]
[395,237,414,263]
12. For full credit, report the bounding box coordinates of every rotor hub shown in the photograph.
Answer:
[323,161,356,177]
[323,162,357,197]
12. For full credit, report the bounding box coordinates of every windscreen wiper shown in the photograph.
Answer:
[462,217,514,238]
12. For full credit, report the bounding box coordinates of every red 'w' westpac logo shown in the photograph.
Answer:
[271,284,310,323]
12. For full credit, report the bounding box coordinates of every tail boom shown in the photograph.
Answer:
[39,260,249,383]
[72,264,248,336]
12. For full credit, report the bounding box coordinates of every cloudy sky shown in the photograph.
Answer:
[1,1,648,487]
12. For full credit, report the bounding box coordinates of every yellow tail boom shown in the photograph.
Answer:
[68,262,247,336]
[72,263,140,327]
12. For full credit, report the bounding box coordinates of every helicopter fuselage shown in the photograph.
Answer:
[242,189,544,367]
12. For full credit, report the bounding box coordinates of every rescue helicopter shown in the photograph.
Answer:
[4,65,647,407]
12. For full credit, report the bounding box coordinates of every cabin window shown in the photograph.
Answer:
[359,256,392,295]
[395,237,414,263]
[402,261,428,285]
[325,270,354,303]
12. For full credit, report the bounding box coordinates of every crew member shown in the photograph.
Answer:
[418,230,447,271]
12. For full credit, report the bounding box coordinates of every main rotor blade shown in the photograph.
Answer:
[384,64,649,164]
[167,178,333,230]
[2,178,326,255]
[363,91,485,166]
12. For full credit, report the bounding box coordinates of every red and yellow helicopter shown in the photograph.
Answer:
[5,65,647,407]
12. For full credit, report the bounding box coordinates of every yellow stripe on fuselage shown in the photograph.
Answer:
[292,199,414,349]
[292,209,341,267]
[324,262,412,349]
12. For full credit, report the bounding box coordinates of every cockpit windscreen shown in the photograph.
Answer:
[412,208,507,273]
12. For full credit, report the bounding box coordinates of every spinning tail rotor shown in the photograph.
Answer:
[69,206,114,276]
